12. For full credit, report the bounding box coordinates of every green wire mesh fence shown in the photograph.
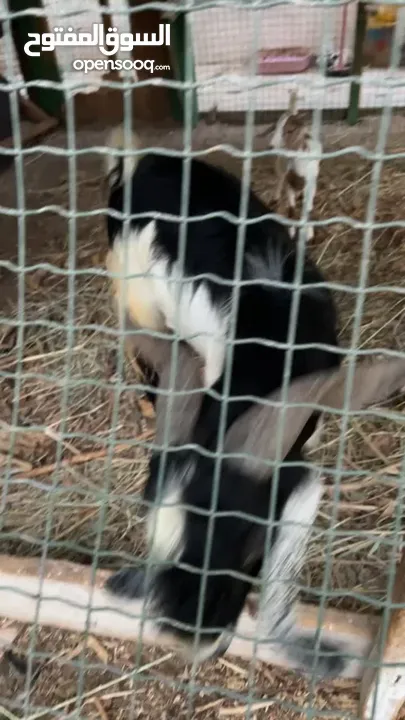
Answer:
[0,1,404,719]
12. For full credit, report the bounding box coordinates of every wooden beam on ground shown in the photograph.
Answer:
[359,547,405,720]
[168,11,198,128]
[0,554,379,678]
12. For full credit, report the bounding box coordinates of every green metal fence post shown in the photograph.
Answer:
[347,1,367,126]
[169,11,199,128]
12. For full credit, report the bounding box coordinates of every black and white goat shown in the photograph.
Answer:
[103,126,405,676]
[104,125,340,452]
[105,325,405,676]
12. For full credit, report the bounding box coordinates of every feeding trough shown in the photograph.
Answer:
[257,47,312,75]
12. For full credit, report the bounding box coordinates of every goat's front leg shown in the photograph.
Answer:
[286,185,296,239]
[305,179,317,241]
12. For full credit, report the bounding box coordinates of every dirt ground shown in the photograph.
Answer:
[0,113,405,718]
[0,617,367,720]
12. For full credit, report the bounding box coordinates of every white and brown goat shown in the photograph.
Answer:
[270,91,321,242]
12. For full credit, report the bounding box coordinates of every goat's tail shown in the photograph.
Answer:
[105,124,143,191]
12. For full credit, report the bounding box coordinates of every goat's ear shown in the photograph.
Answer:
[321,357,405,413]
[115,315,205,447]
[154,340,205,447]
[223,370,333,480]
[223,357,405,480]
[121,322,176,377]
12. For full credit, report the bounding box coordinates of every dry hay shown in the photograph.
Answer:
[0,619,365,720]
[0,116,405,718]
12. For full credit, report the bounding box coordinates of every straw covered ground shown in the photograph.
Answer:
[0,114,404,719]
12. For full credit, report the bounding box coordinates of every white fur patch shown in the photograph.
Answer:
[110,223,229,388]
[174,277,228,389]
[293,137,321,185]
[152,260,229,389]
[108,221,166,331]
[147,484,185,563]
[147,460,196,563]
[246,240,285,286]
[286,187,296,210]
[257,470,323,640]
[105,124,142,189]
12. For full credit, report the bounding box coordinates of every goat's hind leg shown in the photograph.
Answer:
[256,467,348,678]
[305,177,317,241]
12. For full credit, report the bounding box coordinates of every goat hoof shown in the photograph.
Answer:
[106,566,148,600]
